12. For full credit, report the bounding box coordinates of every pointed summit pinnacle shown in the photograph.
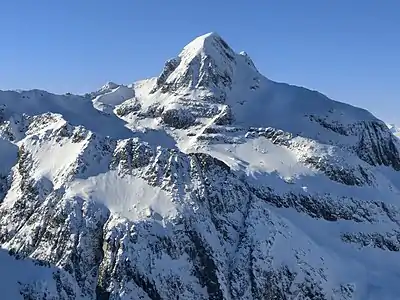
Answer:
[181,32,234,60]
[151,33,258,97]
[151,33,237,94]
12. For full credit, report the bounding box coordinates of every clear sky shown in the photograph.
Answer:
[1,1,399,123]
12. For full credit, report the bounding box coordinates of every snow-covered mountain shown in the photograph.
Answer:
[1,32,400,299]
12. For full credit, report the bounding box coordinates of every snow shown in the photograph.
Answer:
[271,207,400,299]
[387,123,400,137]
[206,136,314,179]
[0,138,18,174]
[0,248,58,300]
[179,32,234,71]
[92,84,135,113]
[1,32,400,299]
[0,89,133,139]
[66,171,179,222]
[22,124,85,186]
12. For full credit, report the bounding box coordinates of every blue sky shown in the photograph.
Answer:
[1,1,399,123]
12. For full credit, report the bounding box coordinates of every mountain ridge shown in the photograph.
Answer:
[0,33,400,299]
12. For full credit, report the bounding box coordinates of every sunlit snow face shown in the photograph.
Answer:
[66,172,178,222]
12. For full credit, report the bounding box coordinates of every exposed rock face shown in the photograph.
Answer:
[151,57,181,93]
[1,33,400,299]
[161,107,196,128]
[356,121,400,170]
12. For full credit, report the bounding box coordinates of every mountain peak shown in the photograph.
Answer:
[2,31,400,300]
[182,32,227,53]
[101,81,119,91]
[179,32,235,63]
[151,33,259,96]
[188,31,222,42]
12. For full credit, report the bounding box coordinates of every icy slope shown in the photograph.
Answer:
[0,32,400,299]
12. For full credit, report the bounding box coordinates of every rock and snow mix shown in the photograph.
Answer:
[1,33,400,299]
[388,123,400,138]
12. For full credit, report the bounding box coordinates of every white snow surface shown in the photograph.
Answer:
[92,84,135,114]
[1,32,400,299]
[388,123,400,137]
[66,172,178,222]
[0,249,59,300]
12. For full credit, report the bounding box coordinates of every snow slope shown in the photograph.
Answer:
[1,32,400,299]
[0,248,62,300]
[66,172,178,222]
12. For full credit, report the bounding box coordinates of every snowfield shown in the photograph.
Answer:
[66,172,179,222]
[1,32,400,299]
